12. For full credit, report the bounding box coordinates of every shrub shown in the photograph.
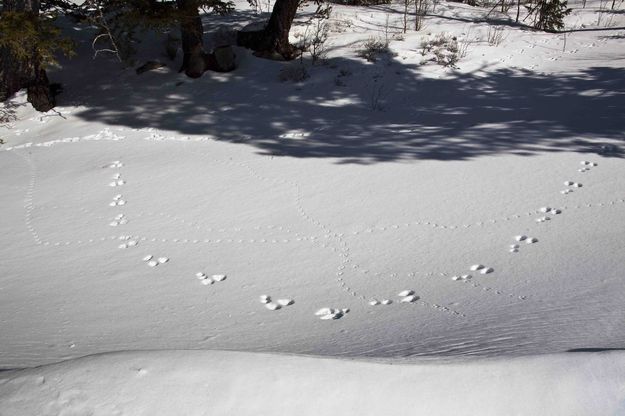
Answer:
[419,33,462,67]
[357,37,391,62]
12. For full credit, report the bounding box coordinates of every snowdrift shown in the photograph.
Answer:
[2,350,625,416]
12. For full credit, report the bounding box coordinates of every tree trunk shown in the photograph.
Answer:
[1,0,55,111]
[177,0,207,78]
[176,0,237,77]
[1,0,24,101]
[237,0,299,60]
[27,68,55,112]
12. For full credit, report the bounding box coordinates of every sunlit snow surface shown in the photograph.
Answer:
[1,0,624,413]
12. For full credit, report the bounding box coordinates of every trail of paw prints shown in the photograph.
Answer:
[130,234,319,246]
[1,128,126,153]
[232,157,370,302]
[142,255,169,268]
[109,194,126,207]
[124,145,574,315]
[259,295,294,311]
[561,181,582,195]
[140,130,214,144]
[117,235,139,249]
[12,151,109,248]
[40,235,128,247]
[108,173,126,187]
[105,160,123,169]
[315,307,350,320]
[445,267,530,301]
[469,264,494,274]
[509,234,538,253]
[336,205,572,236]
[578,161,597,173]
[368,298,393,306]
[535,206,562,223]
[310,231,453,319]
[109,213,128,227]
[565,198,625,211]
[278,131,311,140]
[14,151,43,245]
[195,272,227,285]
[132,210,300,238]
[14,152,133,247]
[368,289,465,317]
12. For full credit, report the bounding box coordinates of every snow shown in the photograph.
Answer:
[1,350,625,415]
[1,0,625,413]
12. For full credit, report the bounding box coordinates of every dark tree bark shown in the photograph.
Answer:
[237,0,300,60]
[1,0,25,101]
[177,0,236,77]
[1,0,55,111]
[177,0,207,78]
[27,68,55,111]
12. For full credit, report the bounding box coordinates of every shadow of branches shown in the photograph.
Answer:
[61,46,625,164]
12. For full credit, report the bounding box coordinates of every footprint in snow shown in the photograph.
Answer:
[279,132,310,139]
[108,179,126,187]
[118,239,138,249]
[315,307,349,320]
[110,194,126,206]
[368,299,392,306]
[470,264,493,274]
[109,213,128,227]
[260,295,294,311]
[452,274,472,281]
[106,160,123,169]
[397,290,419,303]
[143,255,169,267]
[510,235,537,252]
[578,161,597,173]
[196,272,226,285]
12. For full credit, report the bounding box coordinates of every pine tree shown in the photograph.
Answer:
[528,0,572,31]
[0,1,73,111]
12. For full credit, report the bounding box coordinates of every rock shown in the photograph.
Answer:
[136,61,167,75]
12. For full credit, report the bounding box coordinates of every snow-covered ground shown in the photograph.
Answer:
[2,350,625,415]
[1,0,624,414]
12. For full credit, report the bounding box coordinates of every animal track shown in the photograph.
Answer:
[397,290,419,303]
[509,235,537,253]
[143,255,169,267]
[109,213,128,227]
[535,206,561,223]
[195,272,227,285]
[108,178,126,187]
[578,160,597,173]
[470,264,493,274]
[110,194,126,206]
[11,127,621,334]
[260,295,295,311]
[368,298,393,306]
[279,132,311,139]
[315,307,349,320]
[451,274,472,281]
[118,235,138,249]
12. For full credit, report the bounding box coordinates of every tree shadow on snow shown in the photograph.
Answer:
[567,347,625,352]
[62,48,625,164]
